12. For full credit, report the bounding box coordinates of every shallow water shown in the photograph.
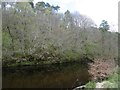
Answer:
[3,62,90,88]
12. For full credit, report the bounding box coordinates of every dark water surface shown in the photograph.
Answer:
[3,62,91,88]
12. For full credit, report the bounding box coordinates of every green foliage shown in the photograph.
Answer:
[99,20,110,31]
[102,81,117,88]
[47,43,58,53]
[106,67,119,88]
[52,5,60,11]
[83,42,97,58]
[35,1,60,14]
[2,32,12,48]
[62,50,80,61]
[108,72,118,83]
[2,2,118,67]
[85,81,96,88]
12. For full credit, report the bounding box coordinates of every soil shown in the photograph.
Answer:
[88,58,116,82]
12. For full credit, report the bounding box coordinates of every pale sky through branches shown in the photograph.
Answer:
[34,0,119,32]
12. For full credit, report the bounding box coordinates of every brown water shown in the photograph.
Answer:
[2,62,91,88]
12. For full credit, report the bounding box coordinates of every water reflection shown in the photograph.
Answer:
[3,62,90,88]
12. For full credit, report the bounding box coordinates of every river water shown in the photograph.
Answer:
[3,62,91,88]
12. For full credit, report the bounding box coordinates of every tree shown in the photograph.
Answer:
[64,10,74,29]
[51,5,60,12]
[2,1,118,66]
[35,2,60,14]
[99,20,109,31]
[29,2,34,9]
[45,3,51,7]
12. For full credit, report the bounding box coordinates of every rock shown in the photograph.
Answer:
[96,81,114,88]
[96,82,102,88]
[73,85,86,90]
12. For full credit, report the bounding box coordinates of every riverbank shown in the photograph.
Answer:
[88,58,116,81]
[2,58,116,88]
[74,66,118,89]
[86,58,118,88]
[2,55,94,67]
[74,59,118,89]
[3,55,118,88]
[86,66,118,89]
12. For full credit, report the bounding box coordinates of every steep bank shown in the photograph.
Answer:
[88,58,116,81]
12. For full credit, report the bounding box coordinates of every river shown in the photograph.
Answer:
[3,62,91,88]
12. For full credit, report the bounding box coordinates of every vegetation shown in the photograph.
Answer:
[85,66,119,89]
[1,1,119,89]
[99,20,110,31]
[105,66,119,88]
[85,81,96,88]
[2,1,118,67]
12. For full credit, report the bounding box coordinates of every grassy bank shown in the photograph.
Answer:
[85,66,119,88]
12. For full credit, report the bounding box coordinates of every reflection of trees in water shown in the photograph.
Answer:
[3,62,90,88]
